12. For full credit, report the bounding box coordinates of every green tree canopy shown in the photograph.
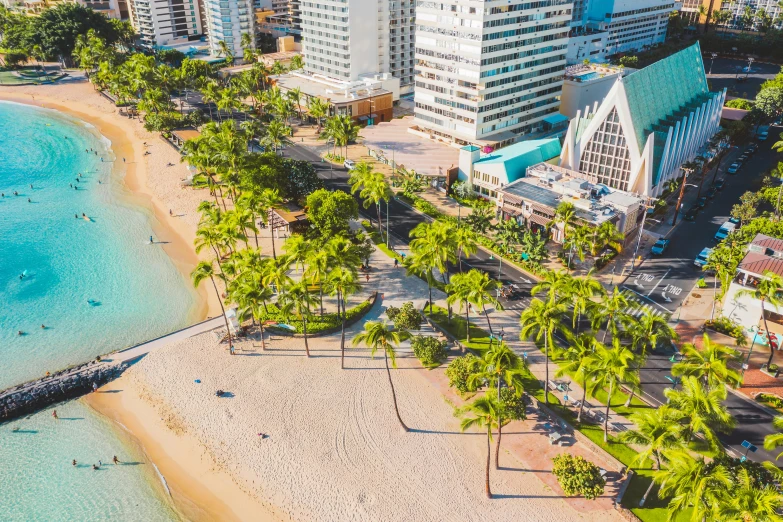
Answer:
[305,188,358,237]
[28,3,122,60]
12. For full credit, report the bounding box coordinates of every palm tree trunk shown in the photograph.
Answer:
[604,382,613,442]
[340,296,346,370]
[303,315,311,357]
[602,315,611,343]
[485,428,492,499]
[260,323,266,351]
[624,386,636,407]
[428,278,433,317]
[544,334,550,406]
[319,284,324,316]
[270,229,277,260]
[210,275,233,352]
[252,212,260,248]
[762,300,775,367]
[495,378,502,470]
[385,350,408,431]
[640,458,659,506]
[578,375,587,423]
[376,203,383,240]
[465,304,470,342]
[482,304,494,348]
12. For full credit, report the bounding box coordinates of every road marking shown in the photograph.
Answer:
[621,286,673,314]
[646,269,671,297]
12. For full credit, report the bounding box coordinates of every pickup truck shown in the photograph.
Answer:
[714,221,737,241]
[694,247,713,268]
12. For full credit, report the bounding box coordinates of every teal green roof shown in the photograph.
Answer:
[623,42,709,152]
[474,138,561,183]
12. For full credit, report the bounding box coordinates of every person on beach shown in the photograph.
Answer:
[113,456,119,465]
[98,460,102,467]
[52,410,58,420]
[149,235,154,244]
[72,460,77,466]
[394,258,398,268]
[92,464,98,470]
[92,382,98,393]
[365,273,370,283]
[169,209,172,216]
[123,158,125,162]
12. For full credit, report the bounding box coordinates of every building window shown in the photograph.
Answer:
[578,108,632,192]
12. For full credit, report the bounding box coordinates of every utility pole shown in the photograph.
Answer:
[672,166,694,227]
[709,52,717,74]
[630,197,659,273]
[696,160,708,199]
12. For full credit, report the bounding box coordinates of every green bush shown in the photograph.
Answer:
[411,335,447,366]
[386,302,422,331]
[757,393,783,409]
[500,387,527,421]
[770,364,779,373]
[260,300,371,334]
[696,278,707,289]
[725,98,754,110]
[705,316,748,346]
[551,454,606,500]
[445,353,479,393]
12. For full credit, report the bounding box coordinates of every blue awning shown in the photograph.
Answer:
[542,113,569,125]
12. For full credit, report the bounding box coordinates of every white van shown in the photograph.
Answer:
[714,221,737,241]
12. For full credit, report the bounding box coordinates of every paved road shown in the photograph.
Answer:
[706,56,779,99]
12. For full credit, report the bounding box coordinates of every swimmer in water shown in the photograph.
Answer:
[75,214,78,218]
[13,191,18,196]
[18,330,23,336]
[92,464,98,470]
[82,213,86,218]
[72,459,77,466]
[113,456,119,465]
[30,184,33,189]
[41,324,45,329]
[28,198,31,203]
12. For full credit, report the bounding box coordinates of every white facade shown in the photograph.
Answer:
[566,30,608,64]
[300,0,415,94]
[413,0,572,147]
[578,0,675,56]
[204,0,255,58]
[129,0,204,48]
[559,44,725,197]
[559,64,627,119]
[720,0,782,30]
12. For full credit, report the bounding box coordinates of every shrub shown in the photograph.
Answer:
[411,335,447,366]
[696,278,707,289]
[551,454,605,500]
[500,387,526,421]
[386,301,422,331]
[725,98,754,110]
[757,393,783,409]
[770,364,779,373]
[446,353,479,393]
[705,316,748,346]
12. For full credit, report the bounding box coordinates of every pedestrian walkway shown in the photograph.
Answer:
[619,288,671,319]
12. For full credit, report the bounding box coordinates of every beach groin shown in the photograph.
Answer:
[0,360,127,423]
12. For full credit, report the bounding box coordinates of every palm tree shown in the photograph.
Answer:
[672,334,743,388]
[564,225,591,269]
[557,332,600,423]
[446,271,474,341]
[192,261,233,351]
[264,120,290,153]
[278,280,318,357]
[589,341,637,441]
[590,221,623,257]
[453,224,477,273]
[765,416,783,460]
[459,394,501,499]
[287,87,303,120]
[466,269,503,343]
[568,271,605,333]
[592,287,631,343]
[404,251,437,317]
[353,171,393,239]
[307,97,330,132]
[626,309,678,358]
[326,267,361,369]
[519,298,568,406]
[289,54,304,71]
[259,188,285,260]
[283,234,311,274]
[409,220,456,285]
[664,375,736,446]
[531,269,571,304]
[551,201,576,243]
[719,467,783,521]
[737,270,783,367]
[352,321,410,431]
[467,343,526,469]
[654,450,730,521]
[305,248,330,315]
[261,255,293,296]
[620,406,685,506]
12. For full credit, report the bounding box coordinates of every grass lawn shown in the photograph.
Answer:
[0,69,64,85]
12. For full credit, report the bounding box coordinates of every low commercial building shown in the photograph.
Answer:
[559,63,629,120]
[724,234,783,341]
[559,43,726,197]
[457,139,562,201]
[497,162,644,245]
[272,71,396,125]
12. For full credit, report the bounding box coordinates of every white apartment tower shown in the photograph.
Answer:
[204,0,255,58]
[129,0,204,49]
[300,0,416,94]
[413,0,572,148]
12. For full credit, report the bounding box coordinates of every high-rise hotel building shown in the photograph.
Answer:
[413,0,572,148]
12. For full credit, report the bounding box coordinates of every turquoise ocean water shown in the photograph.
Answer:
[0,101,195,519]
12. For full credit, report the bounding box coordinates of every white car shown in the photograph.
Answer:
[344,159,357,170]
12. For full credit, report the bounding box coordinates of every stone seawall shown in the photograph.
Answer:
[0,360,127,423]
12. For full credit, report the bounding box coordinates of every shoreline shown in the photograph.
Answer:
[0,86,220,321]
[84,375,284,522]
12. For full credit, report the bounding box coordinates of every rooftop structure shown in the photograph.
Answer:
[272,71,396,125]
[560,63,628,119]
[458,139,563,201]
[497,162,645,243]
[560,42,726,197]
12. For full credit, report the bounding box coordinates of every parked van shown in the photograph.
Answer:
[714,221,737,241]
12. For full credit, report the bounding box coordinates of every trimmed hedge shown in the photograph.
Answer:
[261,300,372,335]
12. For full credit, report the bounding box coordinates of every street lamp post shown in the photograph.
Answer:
[745,57,755,80]
[630,205,661,274]
[671,167,696,227]
[742,326,760,376]
[709,52,718,75]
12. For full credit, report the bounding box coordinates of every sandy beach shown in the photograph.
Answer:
[0,75,221,320]
[86,246,624,522]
